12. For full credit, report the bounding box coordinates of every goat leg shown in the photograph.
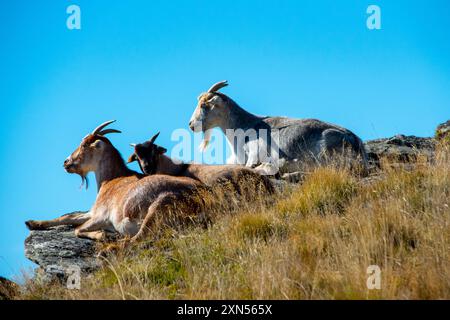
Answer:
[129,193,177,243]
[74,218,110,241]
[25,211,92,230]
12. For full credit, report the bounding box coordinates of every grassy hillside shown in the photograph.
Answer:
[20,144,450,300]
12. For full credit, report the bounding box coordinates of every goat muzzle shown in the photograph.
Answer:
[189,121,204,132]
[64,158,76,172]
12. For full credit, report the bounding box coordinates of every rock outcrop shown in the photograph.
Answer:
[436,120,450,141]
[25,223,101,280]
[365,134,435,166]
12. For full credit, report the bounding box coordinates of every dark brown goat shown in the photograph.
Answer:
[127,132,275,197]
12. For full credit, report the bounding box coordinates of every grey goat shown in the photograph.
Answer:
[189,81,368,175]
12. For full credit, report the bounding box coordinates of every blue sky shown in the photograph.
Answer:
[1,0,449,279]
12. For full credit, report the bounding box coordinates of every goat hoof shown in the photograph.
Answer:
[25,220,47,230]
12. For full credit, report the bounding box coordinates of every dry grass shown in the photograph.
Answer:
[18,144,450,300]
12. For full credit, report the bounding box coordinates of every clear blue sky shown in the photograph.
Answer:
[1,0,449,279]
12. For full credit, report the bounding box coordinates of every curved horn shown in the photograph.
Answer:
[207,80,228,93]
[130,143,137,147]
[149,132,160,144]
[98,129,122,135]
[92,120,116,136]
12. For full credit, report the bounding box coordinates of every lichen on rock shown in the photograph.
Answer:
[25,223,101,280]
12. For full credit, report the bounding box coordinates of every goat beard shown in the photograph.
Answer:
[199,129,212,152]
[79,174,89,190]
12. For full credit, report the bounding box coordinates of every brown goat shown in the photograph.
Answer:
[127,132,275,197]
[25,121,208,243]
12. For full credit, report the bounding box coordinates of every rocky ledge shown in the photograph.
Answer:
[436,120,450,140]
[25,223,101,280]
[24,121,449,279]
[365,134,435,165]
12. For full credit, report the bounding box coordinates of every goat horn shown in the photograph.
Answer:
[149,132,160,144]
[98,129,122,135]
[207,80,228,93]
[92,120,116,135]
[130,143,137,147]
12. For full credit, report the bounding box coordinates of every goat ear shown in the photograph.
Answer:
[207,95,221,106]
[157,146,167,154]
[90,140,103,149]
[127,153,137,163]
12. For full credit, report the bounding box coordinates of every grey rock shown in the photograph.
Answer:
[436,120,450,140]
[25,224,101,279]
[271,177,297,191]
[364,134,435,166]
[280,172,304,184]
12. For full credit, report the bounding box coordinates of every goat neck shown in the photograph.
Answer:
[218,95,262,132]
[95,144,135,191]
[156,154,187,176]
